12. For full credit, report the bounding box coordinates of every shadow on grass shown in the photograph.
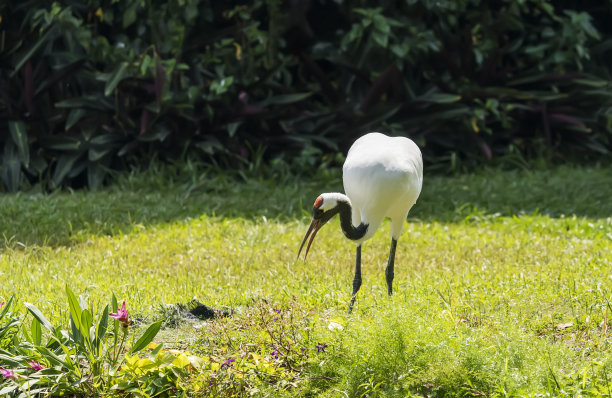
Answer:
[0,165,610,247]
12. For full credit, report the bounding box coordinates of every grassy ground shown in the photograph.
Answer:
[0,164,611,396]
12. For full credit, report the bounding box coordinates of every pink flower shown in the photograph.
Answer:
[0,302,4,310]
[27,361,44,371]
[0,367,14,379]
[109,301,130,327]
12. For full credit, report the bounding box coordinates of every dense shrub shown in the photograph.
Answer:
[0,0,611,190]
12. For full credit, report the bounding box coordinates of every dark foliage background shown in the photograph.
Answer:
[1,0,611,191]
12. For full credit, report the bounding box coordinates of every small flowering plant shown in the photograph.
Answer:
[27,361,44,371]
[109,301,130,327]
[316,343,328,353]
[0,286,162,396]
[0,367,15,379]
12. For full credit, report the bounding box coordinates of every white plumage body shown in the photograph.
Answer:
[342,132,423,243]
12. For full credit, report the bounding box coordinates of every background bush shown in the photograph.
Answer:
[1,0,611,191]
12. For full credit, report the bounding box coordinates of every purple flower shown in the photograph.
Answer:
[0,367,14,379]
[0,302,4,311]
[270,346,279,359]
[28,361,44,371]
[221,358,235,369]
[109,301,130,327]
[273,308,281,314]
[316,343,328,353]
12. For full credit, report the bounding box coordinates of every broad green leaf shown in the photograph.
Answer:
[140,54,152,76]
[130,320,163,354]
[123,4,138,28]
[0,384,19,395]
[24,303,56,335]
[0,319,20,341]
[66,109,88,131]
[137,125,171,142]
[0,354,23,367]
[81,308,93,331]
[8,121,29,166]
[259,92,312,107]
[90,133,122,146]
[36,346,74,370]
[89,147,111,162]
[226,121,241,137]
[11,27,56,77]
[574,78,610,88]
[149,342,164,361]
[104,62,130,96]
[27,153,49,176]
[45,136,82,151]
[2,143,22,192]
[416,93,462,104]
[96,305,109,349]
[51,154,81,188]
[55,96,113,111]
[31,316,42,346]
[371,31,388,48]
[66,285,86,342]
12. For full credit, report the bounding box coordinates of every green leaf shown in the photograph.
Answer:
[0,297,13,317]
[66,109,88,131]
[8,121,29,166]
[24,303,56,335]
[36,345,74,370]
[55,96,113,111]
[416,93,462,104]
[226,121,241,138]
[66,285,85,341]
[89,147,112,162]
[112,294,119,339]
[45,136,82,151]
[81,308,93,331]
[372,31,388,48]
[123,4,138,28]
[258,92,312,107]
[130,320,163,354]
[574,79,610,88]
[95,305,109,351]
[11,27,56,78]
[140,54,152,76]
[25,153,48,176]
[2,143,22,192]
[31,317,42,346]
[51,154,81,188]
[104,62,130,96]
[90,133,122,146]
[137,125,171,142]
[0,354,23,367]
[0,384,19,395]
[149,342,164,360]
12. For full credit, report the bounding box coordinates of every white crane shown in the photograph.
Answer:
[298,132,423,313]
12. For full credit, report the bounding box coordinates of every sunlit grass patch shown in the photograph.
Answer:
[0,164,611,395]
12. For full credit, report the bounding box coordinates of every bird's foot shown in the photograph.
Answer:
[348,297,356,314]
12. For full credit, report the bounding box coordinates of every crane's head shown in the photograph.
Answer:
[297,194,342,260]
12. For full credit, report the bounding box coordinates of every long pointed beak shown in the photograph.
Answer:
[297,218,322,260]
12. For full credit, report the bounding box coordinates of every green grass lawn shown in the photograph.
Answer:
[1,164,611,396]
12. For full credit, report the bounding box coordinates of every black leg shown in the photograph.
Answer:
[348,245,362,314]
[385,239,397,296]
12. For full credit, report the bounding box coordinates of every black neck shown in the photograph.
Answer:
[337,200,368,241]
